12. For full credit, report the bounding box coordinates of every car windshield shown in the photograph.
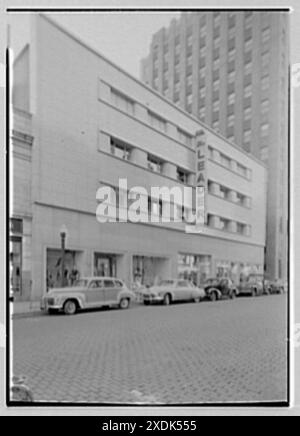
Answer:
[158,280,175,287]
[72,279,89,288]
[205,279,218,286]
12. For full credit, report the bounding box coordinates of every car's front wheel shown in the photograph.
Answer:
[230,290,237,299]
[163,294,172,306]
[63,300,77,315]
[119,298,130,310]
[210,291,218,302]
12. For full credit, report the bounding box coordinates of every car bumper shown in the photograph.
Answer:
[40,299,63,311]
[143,294,164,304]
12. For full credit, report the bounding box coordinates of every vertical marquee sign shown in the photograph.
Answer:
[195,129,207,231]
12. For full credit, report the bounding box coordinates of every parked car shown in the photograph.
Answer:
[238,274,264,297]
[142,279,205,306]
[204,278,238,301]
[41,277,135,315]
[267,279,286,295]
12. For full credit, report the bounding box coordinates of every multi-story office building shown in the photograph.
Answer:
[11,14,266,301]
[140,11,289,281]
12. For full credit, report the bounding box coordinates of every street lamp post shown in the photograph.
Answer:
[60,225,68,287]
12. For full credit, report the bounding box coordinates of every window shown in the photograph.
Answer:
[174,81,180,93]
[243,129,251,144]
[236,192,246,206]
[187,34,193,47]
[214,36,221,48]
[220,154,231,168]
[228,114,234,126]
[244,84,252,98]
[262,27,271,43]
[200,25,206,38]
[147,155,163,173]
[199,107,206,120]
[199,87,205,98]
[111,89,134,115]
[260,146,269,162]
[228,48,236,62]
[245,12,253,27]
[177,168,189,184]
[244,106,252,120]
[199,66,206,78]
[228,71,236,83]
[178,129,193,147]
[213,100,220,112]
[186,93,193,107]
[237,223,246,235]
[103,280,115,288]
[228,13,236,27]
[187,54,193,67]
[110,138,131,161]
[244,39,252,52]
[228,26,236,39]
[261,75,270,90]
[220,217,230,231]
[200,46,206,58]
[187,74,193,87]
[148,111,166,133]
[228,92,235,105]
[213,79,220,92]
[237,163,247,178]
[244,61,252,76]
[219,185,230,200]
[213,58,220,70]
[261,99,269,114]
[261,123,269,137]
[214,12,221,26]
[212,120,220,130]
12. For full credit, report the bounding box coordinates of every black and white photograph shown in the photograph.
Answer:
[1,0,300,417]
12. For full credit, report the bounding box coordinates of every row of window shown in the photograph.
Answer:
[208,145,251,179]
[110,137,192,183]
[208,180,251,208]
[207,214,251,236]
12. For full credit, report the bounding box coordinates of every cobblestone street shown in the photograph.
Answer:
[12,295,288,405]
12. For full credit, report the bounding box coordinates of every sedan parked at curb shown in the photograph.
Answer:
[204,278,238,301]
[142,279,206,306]
[41,277,135,315]
[238,274,264,297]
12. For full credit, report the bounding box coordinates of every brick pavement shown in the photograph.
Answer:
[11,295,288,404]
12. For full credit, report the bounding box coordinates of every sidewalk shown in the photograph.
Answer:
[11,301,44,319]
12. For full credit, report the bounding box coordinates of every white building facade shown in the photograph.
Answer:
[11,14,267,301]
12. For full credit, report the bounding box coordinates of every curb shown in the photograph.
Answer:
[12,310,46,320]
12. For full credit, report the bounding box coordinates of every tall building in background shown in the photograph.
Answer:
[140,10,289,281]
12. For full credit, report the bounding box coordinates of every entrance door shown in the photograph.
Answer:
[86,279,105,305]
[94,254,117,277]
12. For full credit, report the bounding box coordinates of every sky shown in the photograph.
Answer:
[8,11,180,79]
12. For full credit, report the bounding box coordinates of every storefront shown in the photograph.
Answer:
[46,248,83,291]
[178,254,212,286]
[216,260,263,284]
[94,252,117,277]
[132,255,170,287]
